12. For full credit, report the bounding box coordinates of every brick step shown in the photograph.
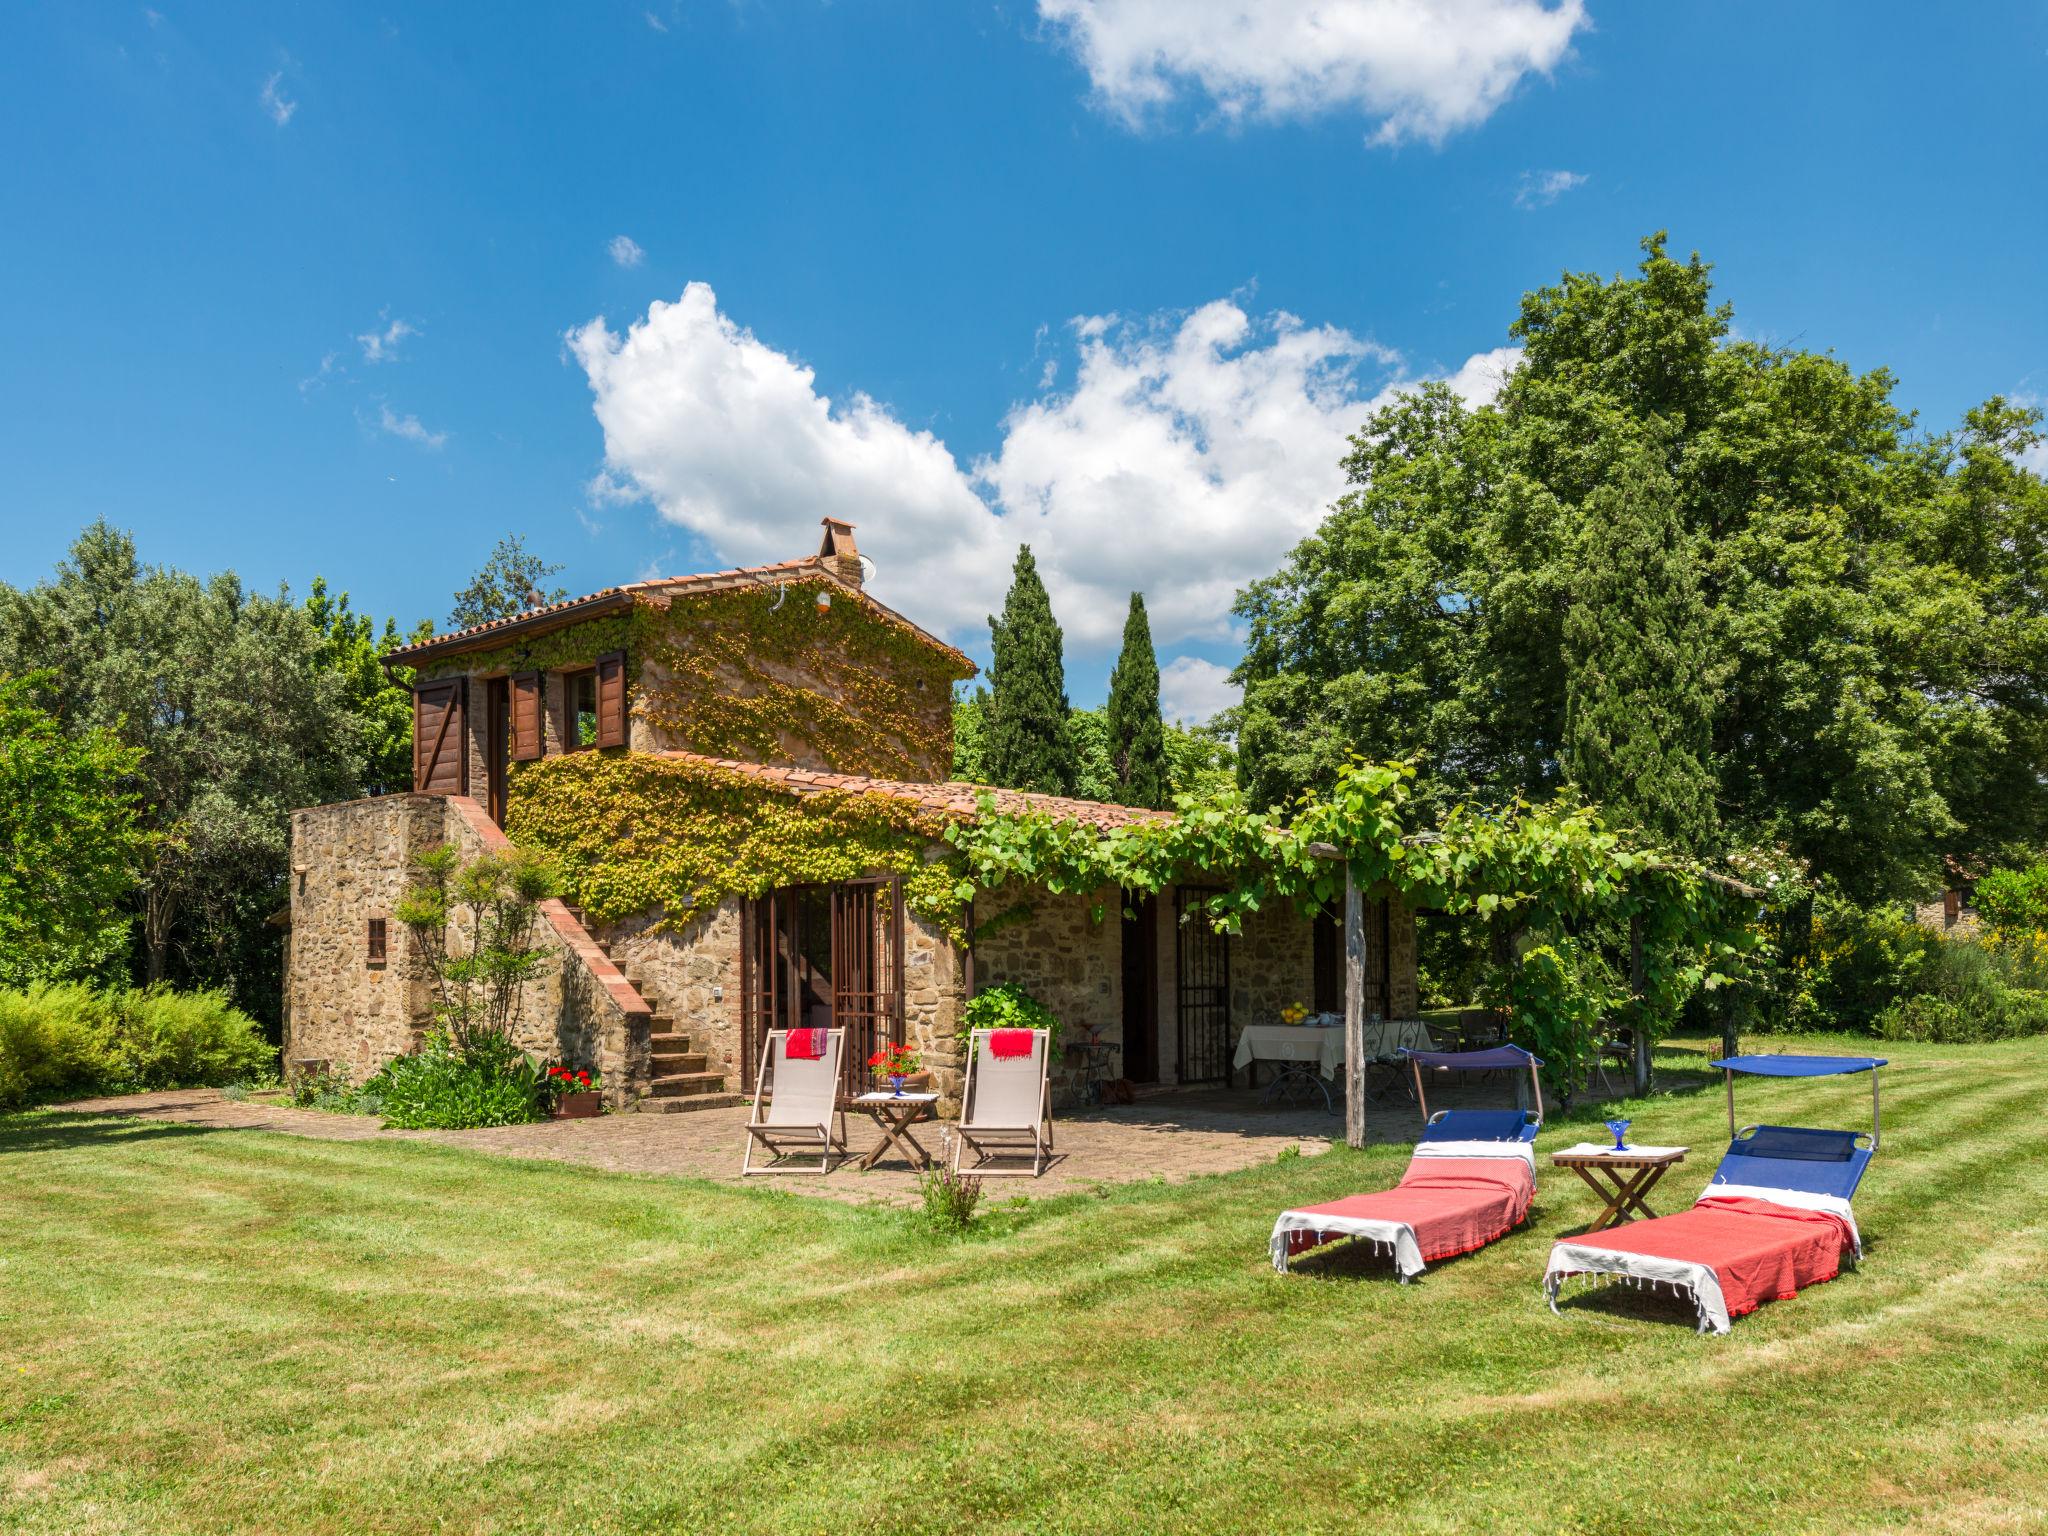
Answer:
[632,1092,747,1115]
[647,1071,729,1097]
[647,1012,675,1031]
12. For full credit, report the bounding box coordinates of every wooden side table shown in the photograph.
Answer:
[1550,1144,1689,1230]
[849,1092,940,1171]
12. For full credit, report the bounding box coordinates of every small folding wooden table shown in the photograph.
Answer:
[849,1091,940,1172]
[1550,1144,1689,1231]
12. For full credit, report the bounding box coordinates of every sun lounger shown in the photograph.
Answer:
[1270,1045,1546,1282]
[1544,1054,1884,1333]
[740,1027,847,1176]
[952,1026,1053,1177]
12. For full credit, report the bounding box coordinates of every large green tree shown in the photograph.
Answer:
[449,534,566,630]
[1233,234,2048,902]
[0,524,364,1012]
[306,578,432,798]
[1103,593,1171,809]
[1559,436,1719,852]
[982,545,1074,796]
[0,673,152,987]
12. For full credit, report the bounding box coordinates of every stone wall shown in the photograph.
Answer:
[1229,897,1318,1036]
[285,794,655,1108]
[284,794,445,1080]
[969,886,1124,1106]
[598,900,745,1085]
[905,909,969,1109]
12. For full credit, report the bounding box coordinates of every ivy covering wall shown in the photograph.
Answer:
[505,750,963,933]
[424,581,968,779]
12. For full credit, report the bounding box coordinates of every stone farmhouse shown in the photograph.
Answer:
[284,520,1419,1112]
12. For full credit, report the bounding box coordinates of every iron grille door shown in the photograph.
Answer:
[831,877,905,1100]
[1174,886,1231,1085]
[739,891,797,1092]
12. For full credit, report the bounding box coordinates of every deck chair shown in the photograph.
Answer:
[952,1027,1054,1177]
[740,1028,847,1176]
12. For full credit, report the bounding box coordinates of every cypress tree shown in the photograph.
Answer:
[1104,593,1171,808]
[1561,438,1719,853]
[984,545,1074,795]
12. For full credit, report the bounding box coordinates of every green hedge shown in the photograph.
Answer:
[0,984,274,1109]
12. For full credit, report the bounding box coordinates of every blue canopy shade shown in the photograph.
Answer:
[1711,1054,1887,1077]
[1399,1044,1544,1071]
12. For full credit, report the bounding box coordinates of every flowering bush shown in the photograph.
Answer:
[542,1064,601,1100]
[867,1042,922,1082]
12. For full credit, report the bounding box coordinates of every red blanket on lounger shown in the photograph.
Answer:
[1576,1196,1856,1321]
[1285,1157,1534,1263]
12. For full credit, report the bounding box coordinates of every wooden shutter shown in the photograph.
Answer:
[594,651,628,749]
[412,680,467,794]
[510,672,543,761]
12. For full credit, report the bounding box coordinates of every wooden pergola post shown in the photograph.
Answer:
[1344,862,1367,1150]
[1630,913,1649,1096]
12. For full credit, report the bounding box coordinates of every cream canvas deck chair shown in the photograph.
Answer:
[952,1027,1054,1177]
[741,1028,847,1176]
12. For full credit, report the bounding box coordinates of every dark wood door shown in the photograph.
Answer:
[1174,886,1231,1085]
[412,679,466,795]
[740,879,905,1098]
[1120,892,1158,1082]
[484,678,509,825]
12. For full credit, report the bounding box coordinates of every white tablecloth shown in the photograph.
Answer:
[1232,1018,1437,1079]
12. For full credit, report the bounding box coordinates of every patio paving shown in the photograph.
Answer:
[50,1076,1537,1207]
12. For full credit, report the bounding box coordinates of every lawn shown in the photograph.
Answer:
[3,1035,2046,1535]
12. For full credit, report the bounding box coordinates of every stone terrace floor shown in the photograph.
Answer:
[54,1075,1551,1208]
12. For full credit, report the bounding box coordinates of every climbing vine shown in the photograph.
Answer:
[636,580,967,778]
[421,611,647,682]
[947,758,1777,1093]
[505,750,965,937]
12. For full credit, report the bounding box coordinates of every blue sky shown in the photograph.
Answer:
[4,2,2045,716]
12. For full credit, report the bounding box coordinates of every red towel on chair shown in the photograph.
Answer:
[786,1028,826,1060]
[989,1029,1034,1059]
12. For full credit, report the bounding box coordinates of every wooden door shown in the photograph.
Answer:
[412,679,466,795]
[1174,886,1231,1085]
[1120,891,1158,1082]
[830,877,904,1099]
[740,880,905,1098]
[484,679,509,825]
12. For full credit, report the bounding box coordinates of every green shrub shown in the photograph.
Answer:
[111,987,272,1090]
[0,983,272,1110]
[917,1161,984,1235]
[0,983,118,1107]
[363,1030,547,1130]
[959,982,1063,1057]
[1974,864,2048,936]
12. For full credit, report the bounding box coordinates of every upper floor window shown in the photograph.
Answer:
[566,670,598,750]
[367,916,388,967]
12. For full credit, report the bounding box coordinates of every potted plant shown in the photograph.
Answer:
[867,1041,925,1097]
[543,1064,602,1119]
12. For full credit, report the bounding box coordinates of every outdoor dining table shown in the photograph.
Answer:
[1549,1142,1690,1230]
[1231,1017,1439,1111]
[848,1091,940,1171]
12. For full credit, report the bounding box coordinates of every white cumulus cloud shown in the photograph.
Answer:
[260,70,297,127]
[1037,0,1587,144]
[374,403,447,449]
[356,315,416,364]
[1159,656,1243,725]
[1515,167,1587,208]
[608,234,646,268]
[568,282,1513,662]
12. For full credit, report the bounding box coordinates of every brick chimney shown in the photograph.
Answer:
[818,518,863,587]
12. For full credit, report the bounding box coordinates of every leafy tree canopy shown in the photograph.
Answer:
[449,534,566,631]
[982,545,1074,796]
[0,523,363,1012]
[1105,593,1171,809]
[1232,234,2048,903]
[0,673,152,987]
[305,577,432,798]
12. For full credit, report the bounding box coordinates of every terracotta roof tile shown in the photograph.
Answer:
[385,555,975,672]
[652,751,1173,831]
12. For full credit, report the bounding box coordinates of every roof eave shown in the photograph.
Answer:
[381,589,638,672]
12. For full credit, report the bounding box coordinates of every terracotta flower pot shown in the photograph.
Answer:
[550,1090,601,1120]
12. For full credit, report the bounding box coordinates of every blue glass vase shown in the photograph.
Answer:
[889,1074,906,1097]
[1605,1117,1631,1151]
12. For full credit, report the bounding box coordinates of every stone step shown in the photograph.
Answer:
[631,1092,747,1115]
[650,1048,709,1074]
[647,1071,729,1097]
[647,1012,675,1031]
